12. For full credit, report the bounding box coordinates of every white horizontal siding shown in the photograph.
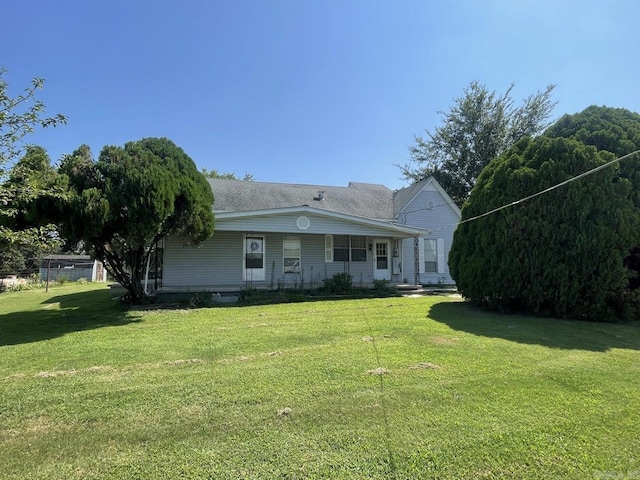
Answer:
[398,189,460,285]
[163,231,397,290]
[163,231,241,289]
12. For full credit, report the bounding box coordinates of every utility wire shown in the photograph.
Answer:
[458,148,640,225]
[398,198,461,217]
[398,148,640,232]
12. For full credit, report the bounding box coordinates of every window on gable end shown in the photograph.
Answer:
[424,239,437,273]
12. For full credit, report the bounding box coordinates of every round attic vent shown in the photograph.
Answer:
[296,216,310,230]
[425,200,435,210]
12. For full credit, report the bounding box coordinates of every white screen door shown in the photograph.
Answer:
[244,236,265,281]
[373,240,391,280]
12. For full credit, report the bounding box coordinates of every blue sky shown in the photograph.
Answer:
[2,0,638,190]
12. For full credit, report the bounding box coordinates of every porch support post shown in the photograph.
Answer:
[414,236,420,286]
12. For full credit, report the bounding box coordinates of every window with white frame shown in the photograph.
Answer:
[243,235,266,281]
[333,235,349,262]
[424,239,437,272]
[350,236,367,262]
[245,236,264,269]
[419,237,445,274]
[325,235,333,262]
[283,236,301,273]
[326,235,367,262]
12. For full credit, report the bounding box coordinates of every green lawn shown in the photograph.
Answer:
[1,284,639,479]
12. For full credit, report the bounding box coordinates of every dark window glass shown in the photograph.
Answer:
[377,257,388,269]
[246,253,263,269]
[351,236,367,262]
[334,235,349,262]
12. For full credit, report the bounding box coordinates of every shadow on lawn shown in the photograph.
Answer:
[428,301,640,352]
[0,289,141,346]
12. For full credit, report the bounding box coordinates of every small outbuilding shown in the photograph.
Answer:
[40,255,108,282]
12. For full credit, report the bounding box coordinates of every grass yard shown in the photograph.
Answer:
[1,284,639,479]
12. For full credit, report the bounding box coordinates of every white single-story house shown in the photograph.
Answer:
[158,177,461,293]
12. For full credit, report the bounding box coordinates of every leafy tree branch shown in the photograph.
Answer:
[401,81,556,206]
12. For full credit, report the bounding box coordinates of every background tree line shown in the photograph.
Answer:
[3,66,640,316]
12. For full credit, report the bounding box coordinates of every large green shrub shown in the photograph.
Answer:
[545,106,640,291]
[449,135,640,321]
[545,106,640,158]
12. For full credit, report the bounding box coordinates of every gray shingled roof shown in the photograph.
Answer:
[208,179,395,220]
[392,178,430,216]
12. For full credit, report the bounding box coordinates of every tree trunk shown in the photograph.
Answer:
[98,245,149,305]
[126,268,147,304]
[123,248,149,304]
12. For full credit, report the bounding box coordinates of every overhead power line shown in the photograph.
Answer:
[395,148,640,234]
[458,148,640,225]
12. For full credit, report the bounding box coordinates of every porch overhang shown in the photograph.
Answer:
[213,205,431,238]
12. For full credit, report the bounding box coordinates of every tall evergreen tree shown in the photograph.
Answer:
[58,138,215,303]
[544,106,640,289]
[449,106,640,321]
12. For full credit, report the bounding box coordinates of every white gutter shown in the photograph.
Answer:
[214,205,431,236]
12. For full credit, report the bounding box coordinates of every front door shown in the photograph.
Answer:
[244,235,265,281]
[373,240,391,280]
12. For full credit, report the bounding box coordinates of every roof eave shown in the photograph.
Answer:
[214,206,431,237]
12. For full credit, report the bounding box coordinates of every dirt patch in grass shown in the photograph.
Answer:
[86,365,116,373]
[409,362,441,370]
[3,416,73,440]
[221,351,284,364]
[13,360,204,380]
[177,404,207,418]
[367,367,390,375]
[34,369,78,378]
[219,355,253,364]
[429,335,458,346]
[362,335,390,342]
[277,407,292,417]
[162,358,203,366]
